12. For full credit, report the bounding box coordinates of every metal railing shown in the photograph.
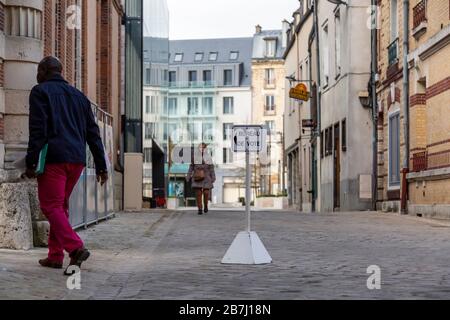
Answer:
[412,151,427,172]
[413,0,427,29]
[69,103,115,230]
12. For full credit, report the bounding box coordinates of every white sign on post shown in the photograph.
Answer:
[232,125,265,153]
[222,125,272,265]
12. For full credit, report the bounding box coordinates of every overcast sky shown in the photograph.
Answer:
[166,0,299,40]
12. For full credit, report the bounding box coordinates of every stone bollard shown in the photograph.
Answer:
[0,183,34,250]
[26,182,49,247]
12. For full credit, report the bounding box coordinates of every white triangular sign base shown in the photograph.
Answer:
[221,231,272,265]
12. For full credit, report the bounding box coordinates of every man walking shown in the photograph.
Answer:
[25,56,108,275]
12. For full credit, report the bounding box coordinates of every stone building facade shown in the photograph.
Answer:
[283,1,314,212]
[252,26,286,197]
[376,0,408,213]
[405,0,450,219]
[0,0,125,250]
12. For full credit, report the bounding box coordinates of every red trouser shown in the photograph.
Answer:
[37,163,85,263]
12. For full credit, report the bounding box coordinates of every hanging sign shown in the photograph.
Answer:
[289,83,310,102]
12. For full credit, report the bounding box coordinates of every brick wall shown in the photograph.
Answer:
[100,0,111,111]
[0,116,4,141]
[43,0,54,57]
[0,60,4,87]
[0,2,5,32]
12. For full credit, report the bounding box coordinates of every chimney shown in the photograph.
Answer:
[282,20,290,48]
[255,25,262,34]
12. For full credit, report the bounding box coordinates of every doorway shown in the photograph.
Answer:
[333,123,341,210]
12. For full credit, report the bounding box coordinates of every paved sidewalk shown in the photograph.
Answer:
[1,210,450,300]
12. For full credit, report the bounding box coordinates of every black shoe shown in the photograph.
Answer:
[204,207,209,214]
[198,209,203,215]
[64,247,90,276]
[39,258,63,269]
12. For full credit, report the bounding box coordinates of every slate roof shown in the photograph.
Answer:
[169,37,254,86]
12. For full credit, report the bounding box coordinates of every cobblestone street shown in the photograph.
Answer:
[1,210,450,300]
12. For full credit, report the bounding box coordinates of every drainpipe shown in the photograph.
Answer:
[313,0,322,212]
[370,0,378,211]
[401,0,410,214]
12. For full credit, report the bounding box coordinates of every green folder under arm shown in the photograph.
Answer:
[35,144,48,176]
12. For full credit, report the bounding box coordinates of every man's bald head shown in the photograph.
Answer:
[37,56,63,84]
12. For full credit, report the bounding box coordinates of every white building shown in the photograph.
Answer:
[143,37,253,206]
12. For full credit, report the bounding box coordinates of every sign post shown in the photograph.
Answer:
[221,125,272,265]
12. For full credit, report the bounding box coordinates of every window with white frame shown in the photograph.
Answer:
[202,97,213,115]
[174,53,183,62]
[223,97,234,114]
[223,148,233,164]
[188,97,199,115]
[223,123,233,140]
[322,23,330,87]
[209,52,218,61]
[265,39,276,57]
[265,68,275,85]
[335,9,341,76]
[265,95,275,112]
[388,111,401,187]
[168,98,177,115]
[195,52,204,62]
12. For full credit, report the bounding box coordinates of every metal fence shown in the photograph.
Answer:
[69,104,115,229]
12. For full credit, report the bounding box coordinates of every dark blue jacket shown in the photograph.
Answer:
[26,75,107,175]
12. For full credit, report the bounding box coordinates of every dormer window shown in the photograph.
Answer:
[174,53,183,62]
[265,39,277,58]
[209,52,218,61]
[230,51,239,60]
[195,52,204,62]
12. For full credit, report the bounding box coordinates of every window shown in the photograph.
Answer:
[335,10,341,76]
[324,127,333,156]
[322,23,330,87]
[150,96,156,114]
[320,131,324,159]
[188,71,197,85]
[163,97,168,114]
[202,97,213,115]
[230,51,239,60]
[265,39,276,57]
[145,68,151,85]
[174,53,183,62]
[389,112,401,187]
[223,148,233,164]
[144,148,152,163]
[195,52,203,62]
[209,52,218,61]
[188,123,200,141]
[145,123,157,140]
[203,70,212,85]
[145,96,150,114]
[169,71,176,86]
[265,121,276,135]
[188,97,199,115]
[265,68,275,86]
[224,69,233,86]
[202,123,214,142]
[265,95,275,112]
[342,118,347,152]
[163,123,169,140]
[390,0,398,41]
[168,98,177,115]
[223,123,233,140]
[223,97,234,114]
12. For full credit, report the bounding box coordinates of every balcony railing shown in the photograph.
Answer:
[413,0,427,29]
[388,38,399,66]
[167,81,216,89]
[412,151,428,172]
